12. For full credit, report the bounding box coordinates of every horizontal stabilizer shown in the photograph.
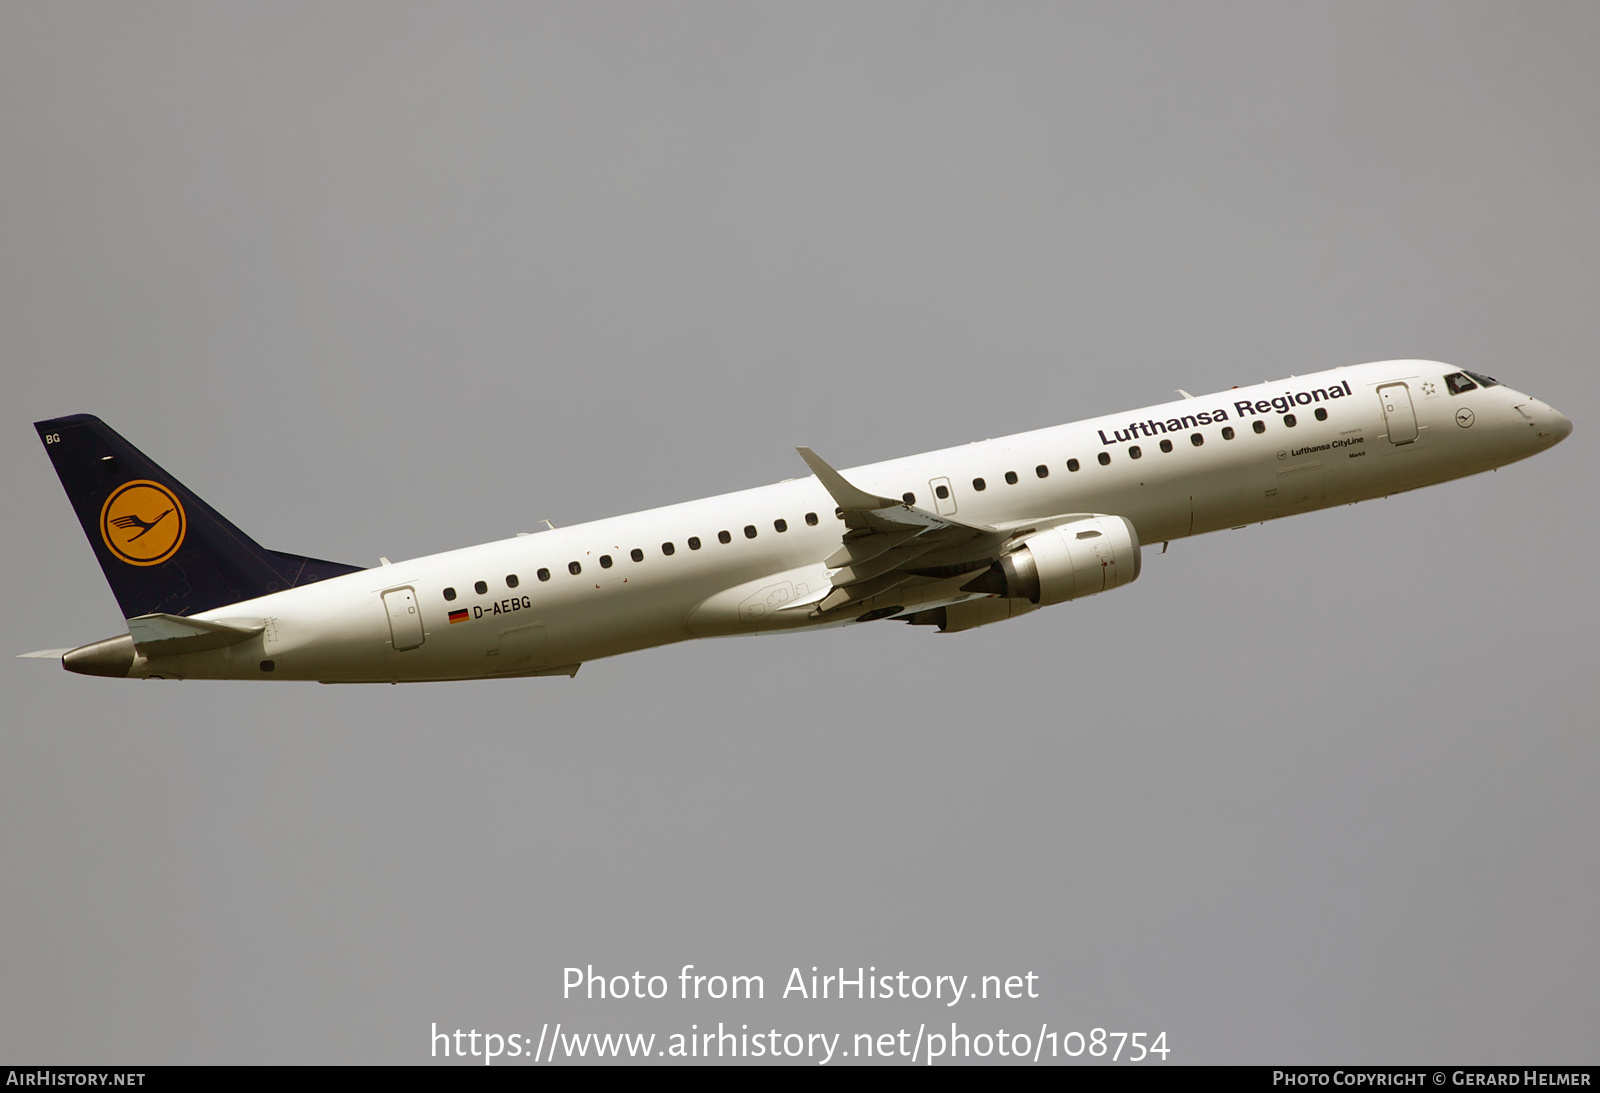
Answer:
[16,648,71,659]
[127,613,264,656]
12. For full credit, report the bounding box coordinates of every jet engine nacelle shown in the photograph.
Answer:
[964,515,1142,606]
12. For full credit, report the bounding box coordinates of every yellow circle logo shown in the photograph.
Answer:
[99,480,186,566]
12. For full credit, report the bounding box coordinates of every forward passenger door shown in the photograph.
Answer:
[1378,383,1419,445]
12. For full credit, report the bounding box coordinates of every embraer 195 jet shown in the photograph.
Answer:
[24,361,1570,683]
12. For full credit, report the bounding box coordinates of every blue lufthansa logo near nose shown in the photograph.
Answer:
[1456,408,1475,428]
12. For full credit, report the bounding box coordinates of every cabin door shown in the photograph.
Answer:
[927,476,957,515]
[381,587,425,651]
[1378,383,1419,445]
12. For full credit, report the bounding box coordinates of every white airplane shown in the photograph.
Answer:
[24,360,1570,683]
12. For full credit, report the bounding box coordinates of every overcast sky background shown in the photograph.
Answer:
[2,2,1596,1065]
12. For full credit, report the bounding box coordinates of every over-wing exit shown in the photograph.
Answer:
[23,361,1571,682]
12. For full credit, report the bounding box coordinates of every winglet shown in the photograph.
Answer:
[795,447,898,511]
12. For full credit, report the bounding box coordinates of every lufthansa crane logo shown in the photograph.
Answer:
[99,480,186,566]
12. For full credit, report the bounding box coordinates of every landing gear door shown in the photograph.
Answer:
[1378,383,1419,445]
[927,476,957,515]
[382,587,425,651]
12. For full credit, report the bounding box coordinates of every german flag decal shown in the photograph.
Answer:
[448,609,469,624]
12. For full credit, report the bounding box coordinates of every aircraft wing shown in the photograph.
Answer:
[794,447,1019,616]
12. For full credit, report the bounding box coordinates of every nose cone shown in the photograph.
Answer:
[1543,407,1574,444]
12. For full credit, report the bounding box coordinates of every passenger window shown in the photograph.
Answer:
[1190,433,1203,447]
[1283,414,1296,427]
[1159,439,1173,453]
[1445,372,1479,395]
[567,562,581,575]
[1129,445,1142,459]
[1067,458,1080,472]
[774,519,788,532]
[1098,452,1111,465]
[1036,464,1048,478]
[1222,426,1235,439]
[599,555,613,569]
[537,568,550,582]
[474,580,488,595]
[973,478,986,491]
[661,542,676,556]
[1004,471,1018,485]
[443,587,457,601]
[903,492,915,505]
[1314,407,1328,421]
[718,530,732,544]
[805,512,818,526]
[1252,420,1266,434]
[506,574,519,588]
[688,536,701,550]
[744,525,757,539]
[630,548,644,562]
[935,485,950,500]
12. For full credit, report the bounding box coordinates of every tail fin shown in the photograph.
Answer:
[35,414,364,619]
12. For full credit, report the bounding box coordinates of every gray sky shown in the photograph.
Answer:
[2,2,1596,1065]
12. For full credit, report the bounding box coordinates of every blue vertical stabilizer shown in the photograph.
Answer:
[34,415,364,619]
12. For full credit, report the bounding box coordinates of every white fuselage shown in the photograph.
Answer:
[135,361,1569,682]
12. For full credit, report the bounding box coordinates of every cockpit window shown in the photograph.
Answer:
[1463,370,1500,388]
[1444,372,1478,395]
